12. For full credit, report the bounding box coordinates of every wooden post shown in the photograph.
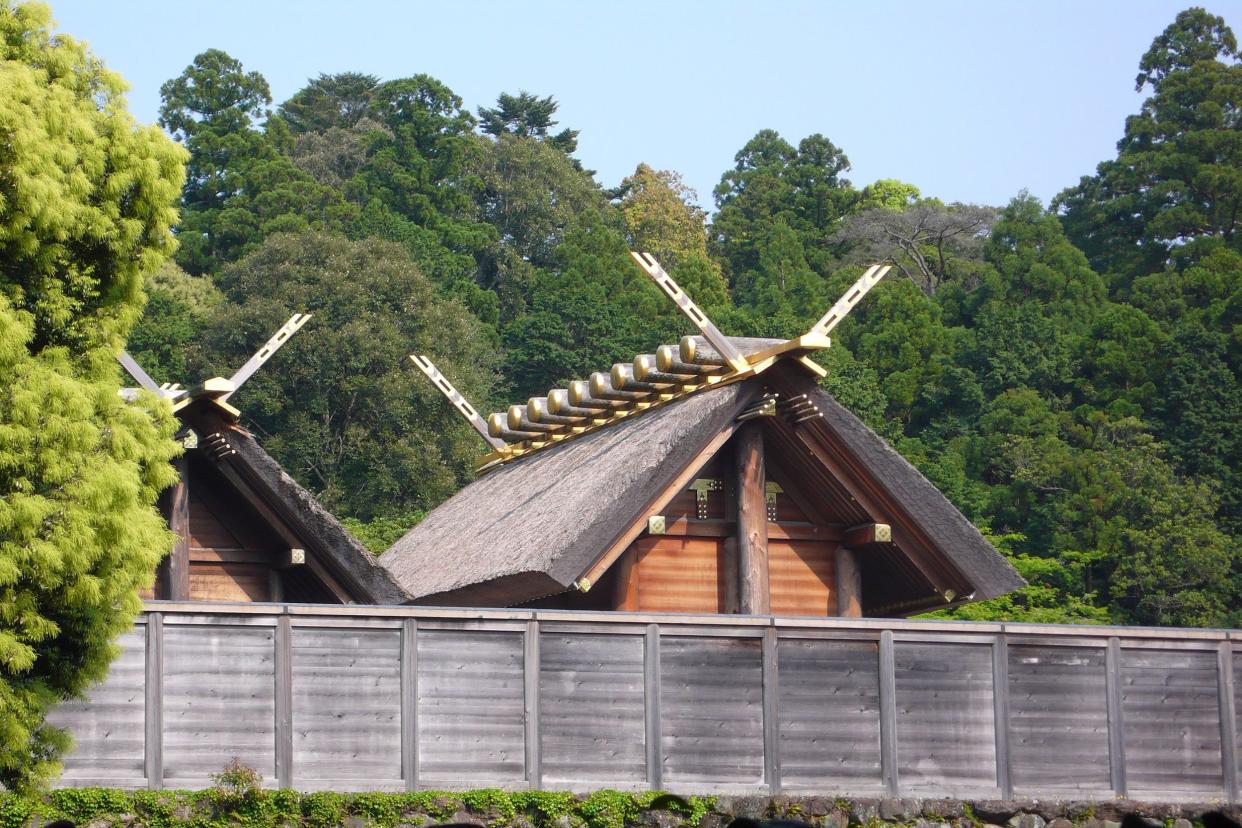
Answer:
[644,624,663,790]
[160,455,190,600]
[524,619,542,790]
[878,630,898,796]
[402,618,418,792]
[144,612,163,790]
[1105,636,1127,797]
[762,627,781,794]
[1217,642,1238,803]
[735,423,770,615]
[835,546,862,617]
[275,615,293,789]
[992,633,1013,799]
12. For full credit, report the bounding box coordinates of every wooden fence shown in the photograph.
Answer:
[49,603,1242,802]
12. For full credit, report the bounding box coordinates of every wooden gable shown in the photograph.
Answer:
[610,440,845,617]
[142,402,406,606]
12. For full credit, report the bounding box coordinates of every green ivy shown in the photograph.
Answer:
[0,789,717,828]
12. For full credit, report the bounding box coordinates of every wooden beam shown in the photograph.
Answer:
[163,455,190,600]
[735,422,770,614]
[643,517,842,542]
[835,546,862,617]
[843,522,892,547]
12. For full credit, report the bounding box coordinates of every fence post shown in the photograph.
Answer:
[144,612,163,790]
[274,614,293,788]
[524,619,542,790]
[1218,641,1238,804]
[402,618,419,792]
[992,632,1013,799]
[645,623,663,790]
[879,629,898,796]
[1105,636,1127,797]
[762,626,781,794]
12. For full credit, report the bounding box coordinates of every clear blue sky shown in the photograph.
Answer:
[48,0,1219,211]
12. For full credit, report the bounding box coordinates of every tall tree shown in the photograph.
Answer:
[278,72,378,134]
[0,1,185,789]
[478,90,579,155]
[1053,8,1242,282]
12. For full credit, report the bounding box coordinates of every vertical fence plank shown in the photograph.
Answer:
[274,614,293,788]
[402,618,418,792]
[645,624,663,790]
[878,629,898,796]
[993,633,1013,799]
[762,627,780,794]
[144,612,164,790]
[1219,642,1238,804]
[1105,636,1127,797]
[524,619,542,790]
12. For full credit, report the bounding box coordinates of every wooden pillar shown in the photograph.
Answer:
[835,546,862,617]
[159,455,190,600]
[735,422,770,614]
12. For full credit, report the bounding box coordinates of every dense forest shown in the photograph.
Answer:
[130,8,1241,629]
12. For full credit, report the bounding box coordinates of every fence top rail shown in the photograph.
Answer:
[142,600,1240,642]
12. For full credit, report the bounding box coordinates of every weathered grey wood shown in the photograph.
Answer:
[778,636,881,789]
[145,612,163,789]
[661,635,764,784]
[524,619,542,789]
[894,641,996,793]
[53,606,1242,798]
[1121,645,1224,796]
[735,423,769,614]
[162,623,275,785]
[1234,645,1242,803]
[1008,643,1110,795]
[835,546,862,617]
[275,615,292,788]
[418,629,526,782]
[291,626,402,789]
[48,626,146,784]
[540,631,646,785]
[1217,641,1238,803]
[645,624,663,790]
[1105,637,1126,796]
[992,634,1012,799]
[879,629,898,795]
[402,618,418,791]
[762,627,780,793]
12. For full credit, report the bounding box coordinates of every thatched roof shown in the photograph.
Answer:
[382,357,1024,608]
[383,380,756,604]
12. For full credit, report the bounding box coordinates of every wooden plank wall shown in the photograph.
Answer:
[52,606,1242,802]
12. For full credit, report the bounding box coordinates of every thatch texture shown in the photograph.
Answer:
[382,381,755,603]
[217,421,411,604]
[800,384,1024,600]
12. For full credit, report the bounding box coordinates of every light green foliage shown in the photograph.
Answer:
[340,510,425,554]
[0,1,184,790]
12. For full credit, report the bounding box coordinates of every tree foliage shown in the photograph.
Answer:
[0,1,184,790]
[124,6,1242,633]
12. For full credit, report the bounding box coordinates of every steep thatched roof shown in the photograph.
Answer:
[382,358,1024,608]
[382,380,756,604]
